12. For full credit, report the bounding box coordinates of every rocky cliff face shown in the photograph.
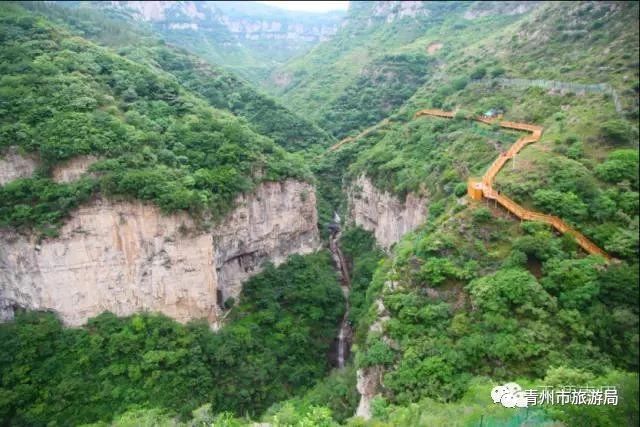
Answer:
[348,175,428,248]
[0,148,37,186]
[371,1,429,23]
[463,1,540,20]
[107,1,341,44]
[0,180,319,326]
[220,16,338,42]
[52,155,97,183]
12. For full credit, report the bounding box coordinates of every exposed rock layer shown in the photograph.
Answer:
[348,175,428,416]
[108,1,341,43]
[52,155,97,183]
[0,180,319,326]
[0,148,37,185]
[348,175,427,248]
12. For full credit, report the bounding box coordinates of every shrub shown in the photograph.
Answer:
[470,66,487,80]
[596,149,639,189]
[472,207,493,224]
[532,189,588,222]
[451,77,469,91]
[600,119,633,144]
[357,339,395,368]
[454,182,467,197]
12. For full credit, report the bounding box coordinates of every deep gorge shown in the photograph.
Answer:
[0,1,638,426]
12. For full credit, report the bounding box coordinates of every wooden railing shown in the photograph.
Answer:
[414,109,612,261]
[414,109,455,119]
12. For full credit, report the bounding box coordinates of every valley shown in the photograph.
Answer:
[0,1,638,426]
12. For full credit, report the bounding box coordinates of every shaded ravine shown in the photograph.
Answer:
[328,222,352,368]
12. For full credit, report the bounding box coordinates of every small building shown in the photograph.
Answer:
[483,108,504,118]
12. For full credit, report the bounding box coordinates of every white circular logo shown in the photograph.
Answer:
[492,382,528,408]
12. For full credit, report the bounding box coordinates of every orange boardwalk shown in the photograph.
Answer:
[414,109,611,261]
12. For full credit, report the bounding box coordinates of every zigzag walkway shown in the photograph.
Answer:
[414,109,611,261]
[328,119,390,152]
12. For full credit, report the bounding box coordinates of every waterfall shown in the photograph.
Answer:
[337,317,347,368]
[328,219,352,369]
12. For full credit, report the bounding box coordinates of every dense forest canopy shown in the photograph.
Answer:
[20,1,334,151]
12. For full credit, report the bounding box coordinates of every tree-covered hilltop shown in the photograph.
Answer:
[131,45,334,152]
[0,4,313,234]
[19,1,334,152]
[48,0,345,84]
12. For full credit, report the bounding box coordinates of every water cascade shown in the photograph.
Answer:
[328,212,352,368]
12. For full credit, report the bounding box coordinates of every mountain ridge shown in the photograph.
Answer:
[58,0,346,82]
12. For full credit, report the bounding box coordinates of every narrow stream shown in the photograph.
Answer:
[328,213,352,368]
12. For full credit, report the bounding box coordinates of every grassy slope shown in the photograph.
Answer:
[269,2,525,138]
[329,1,638,258]
[54,1,345,85]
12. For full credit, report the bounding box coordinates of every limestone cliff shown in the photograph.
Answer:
[0,148,37,186]
[52,155,97,183]
[0,180,319,326]
[103,1,342,44]
[348,175,427,248]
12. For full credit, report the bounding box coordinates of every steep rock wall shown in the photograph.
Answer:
[52,155,97,183]
[0,148,37,185]
[0,180,319,326]
[221,17,338,42]
[348,175,427,248]
[107,1,340,43]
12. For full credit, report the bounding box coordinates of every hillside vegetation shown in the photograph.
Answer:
[270,2,525,138]
[0,1,638,426]
[0,4,313,234]
[325,1,638,261]
[21,1,333,151]
[307,1,638,425]
[66,0,345,84]
[0,252,343,425]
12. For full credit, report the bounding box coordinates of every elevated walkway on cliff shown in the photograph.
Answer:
[414,109,611,261]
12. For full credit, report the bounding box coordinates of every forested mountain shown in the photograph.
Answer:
[21,1,334,152]
[270,1,637,139]
[0,2,319,234]
[0,1,638,427]
[53,0,345,83]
